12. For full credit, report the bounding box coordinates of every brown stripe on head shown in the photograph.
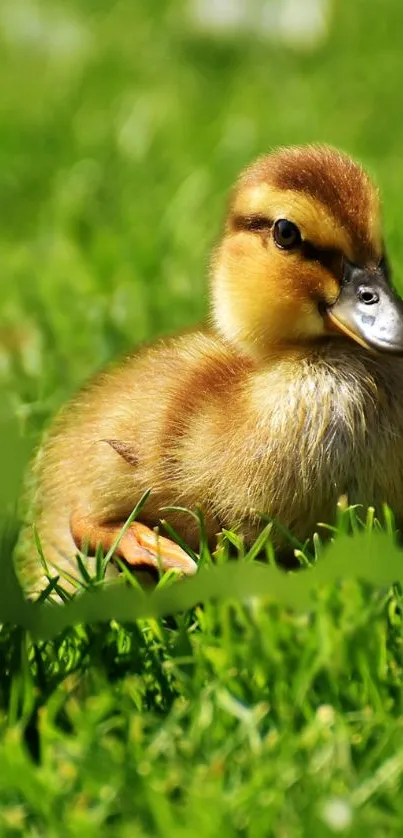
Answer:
[232,145,382,263]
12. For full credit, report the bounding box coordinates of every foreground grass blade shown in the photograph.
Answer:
[101,489,152,574]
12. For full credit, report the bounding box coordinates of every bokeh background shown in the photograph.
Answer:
[1,0,403,504]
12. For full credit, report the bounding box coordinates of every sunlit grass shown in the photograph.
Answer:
[2,506,403,835]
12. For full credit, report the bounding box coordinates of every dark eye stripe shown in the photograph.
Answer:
[231,214,272,232]
[301,241,342,273]
[231,215,350,279]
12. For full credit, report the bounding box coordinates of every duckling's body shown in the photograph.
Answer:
[19,145,403,593]
[24,333,403,591]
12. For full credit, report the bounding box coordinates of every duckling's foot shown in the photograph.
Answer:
[70,515,198,576]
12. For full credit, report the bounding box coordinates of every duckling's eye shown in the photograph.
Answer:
[273,219,301,250]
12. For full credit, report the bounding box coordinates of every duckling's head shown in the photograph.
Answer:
[212,144,403,359]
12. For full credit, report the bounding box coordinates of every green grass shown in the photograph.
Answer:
[2,0,403,834]
[3,517,403,837]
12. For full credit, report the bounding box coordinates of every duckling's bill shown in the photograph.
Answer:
[325,260,403,355]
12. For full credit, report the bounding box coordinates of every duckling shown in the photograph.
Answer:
[19,144,403,594]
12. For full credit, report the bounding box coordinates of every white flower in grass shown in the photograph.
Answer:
[321,798,353,832]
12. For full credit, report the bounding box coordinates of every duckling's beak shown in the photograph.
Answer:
[325,259,403,354]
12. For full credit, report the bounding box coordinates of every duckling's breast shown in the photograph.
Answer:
[221,343,403,545]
